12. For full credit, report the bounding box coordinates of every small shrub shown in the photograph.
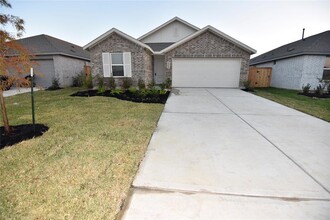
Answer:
[316,78,330,94]
[148,80,155,89]
[84,73,93,89]
[159,83,166,90]
[159,89,167,95]
[129,86,138,94]
[302,83,311,94]
[138,78,145,90]
[315,84,324,95]
[122,78,132,90]
[164,78,172,89]
[139,88,148,97]
[72,72,84,87]
[48,77,61,90]
[108,77,116,90]
[97,75,105,93]
[243,80,254,91]
[147,87,159,96]
[110,88,123,95]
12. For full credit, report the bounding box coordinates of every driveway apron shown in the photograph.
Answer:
[122,88,330,219]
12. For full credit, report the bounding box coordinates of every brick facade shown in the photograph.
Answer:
[164,31,251,86]
[89,33,153,87]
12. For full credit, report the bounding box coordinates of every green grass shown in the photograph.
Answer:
[252,87,330,122]
[0,88,164,219]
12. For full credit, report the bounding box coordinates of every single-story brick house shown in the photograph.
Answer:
[10,34,90,88]
[250,31,330,90]
[84,17,256,88]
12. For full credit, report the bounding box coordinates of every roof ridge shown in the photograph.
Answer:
[42,35,61,52]
[251,30,330,65]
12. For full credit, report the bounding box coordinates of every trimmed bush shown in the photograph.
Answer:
[72,72,84,87]
[107,77,116,90]
[122,78,132,90]
[148,79,155,89]
[138,78,145,90]
[48,77,61,90]
[84,73,93,89]
[164,78,172,89]
[97,75,105,93]
[302,83,311,94]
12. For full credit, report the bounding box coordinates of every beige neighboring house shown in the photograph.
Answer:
[84,17,256,88]
[9,34,90,88]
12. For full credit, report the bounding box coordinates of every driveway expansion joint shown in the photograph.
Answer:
[132,186,330,202]
[163,111,233,115]
[205,89,330,195]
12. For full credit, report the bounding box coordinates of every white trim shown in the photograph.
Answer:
[84,28,153,52]
[138,17,200,41]
[160,25,257,54]
[123,52,132,77]
[102,52,111,77]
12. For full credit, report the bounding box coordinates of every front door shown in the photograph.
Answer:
[154,55,165,84]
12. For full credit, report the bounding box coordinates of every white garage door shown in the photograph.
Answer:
[172,58,241,87]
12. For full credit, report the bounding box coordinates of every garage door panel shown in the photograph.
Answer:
[172,58,241,88]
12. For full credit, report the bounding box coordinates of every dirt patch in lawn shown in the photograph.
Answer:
[1,124,49,149]
[71,89,170,104]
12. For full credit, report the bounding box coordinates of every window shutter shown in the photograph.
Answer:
[123,52,132,77]
[102,53,111,77]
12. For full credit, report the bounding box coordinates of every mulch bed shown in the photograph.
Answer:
[298,93,330,98]
[71,90,170,104]
[0,124,49,149]
[241,88,255,92]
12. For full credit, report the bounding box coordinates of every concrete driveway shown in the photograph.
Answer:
[3,87,39,97]
[122,88,330,219]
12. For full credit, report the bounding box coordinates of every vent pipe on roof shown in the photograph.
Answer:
[302,28,305,40]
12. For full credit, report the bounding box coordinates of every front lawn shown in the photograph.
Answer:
[0,88,164,219]
[252,87,330,122]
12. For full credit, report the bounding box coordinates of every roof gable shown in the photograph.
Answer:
[138,17,200,43]
[251,30,330,65]
[159,25,256,54]
[83,28,153,52]
[10,35,90,60]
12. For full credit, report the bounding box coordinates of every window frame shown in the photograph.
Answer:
[111,53,125,77]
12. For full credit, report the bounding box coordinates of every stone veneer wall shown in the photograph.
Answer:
[89,33,153,87]
[164,31,251,86]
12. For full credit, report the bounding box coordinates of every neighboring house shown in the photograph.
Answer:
[250,31,330,90]
[10,35,90,88]
[84,17,256,88]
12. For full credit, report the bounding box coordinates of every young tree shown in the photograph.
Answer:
[0,0,35,134]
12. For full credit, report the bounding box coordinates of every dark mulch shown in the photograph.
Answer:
[0,124,49,149]
[241,88,255,92]
[298,92,330,98]
[71,90,170,104]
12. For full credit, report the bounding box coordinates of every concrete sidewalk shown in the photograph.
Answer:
[122,88,330,219]
[3,87,40,97]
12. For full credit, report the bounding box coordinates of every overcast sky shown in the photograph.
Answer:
[3,0,330,57]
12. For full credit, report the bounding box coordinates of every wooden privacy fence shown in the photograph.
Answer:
[248,67,272,87]
[84,65,91,76]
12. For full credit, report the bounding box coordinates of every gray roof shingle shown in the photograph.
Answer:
[250,30,330,65]
[9,34,90,61]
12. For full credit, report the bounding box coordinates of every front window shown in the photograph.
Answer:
[111,53,124,77]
